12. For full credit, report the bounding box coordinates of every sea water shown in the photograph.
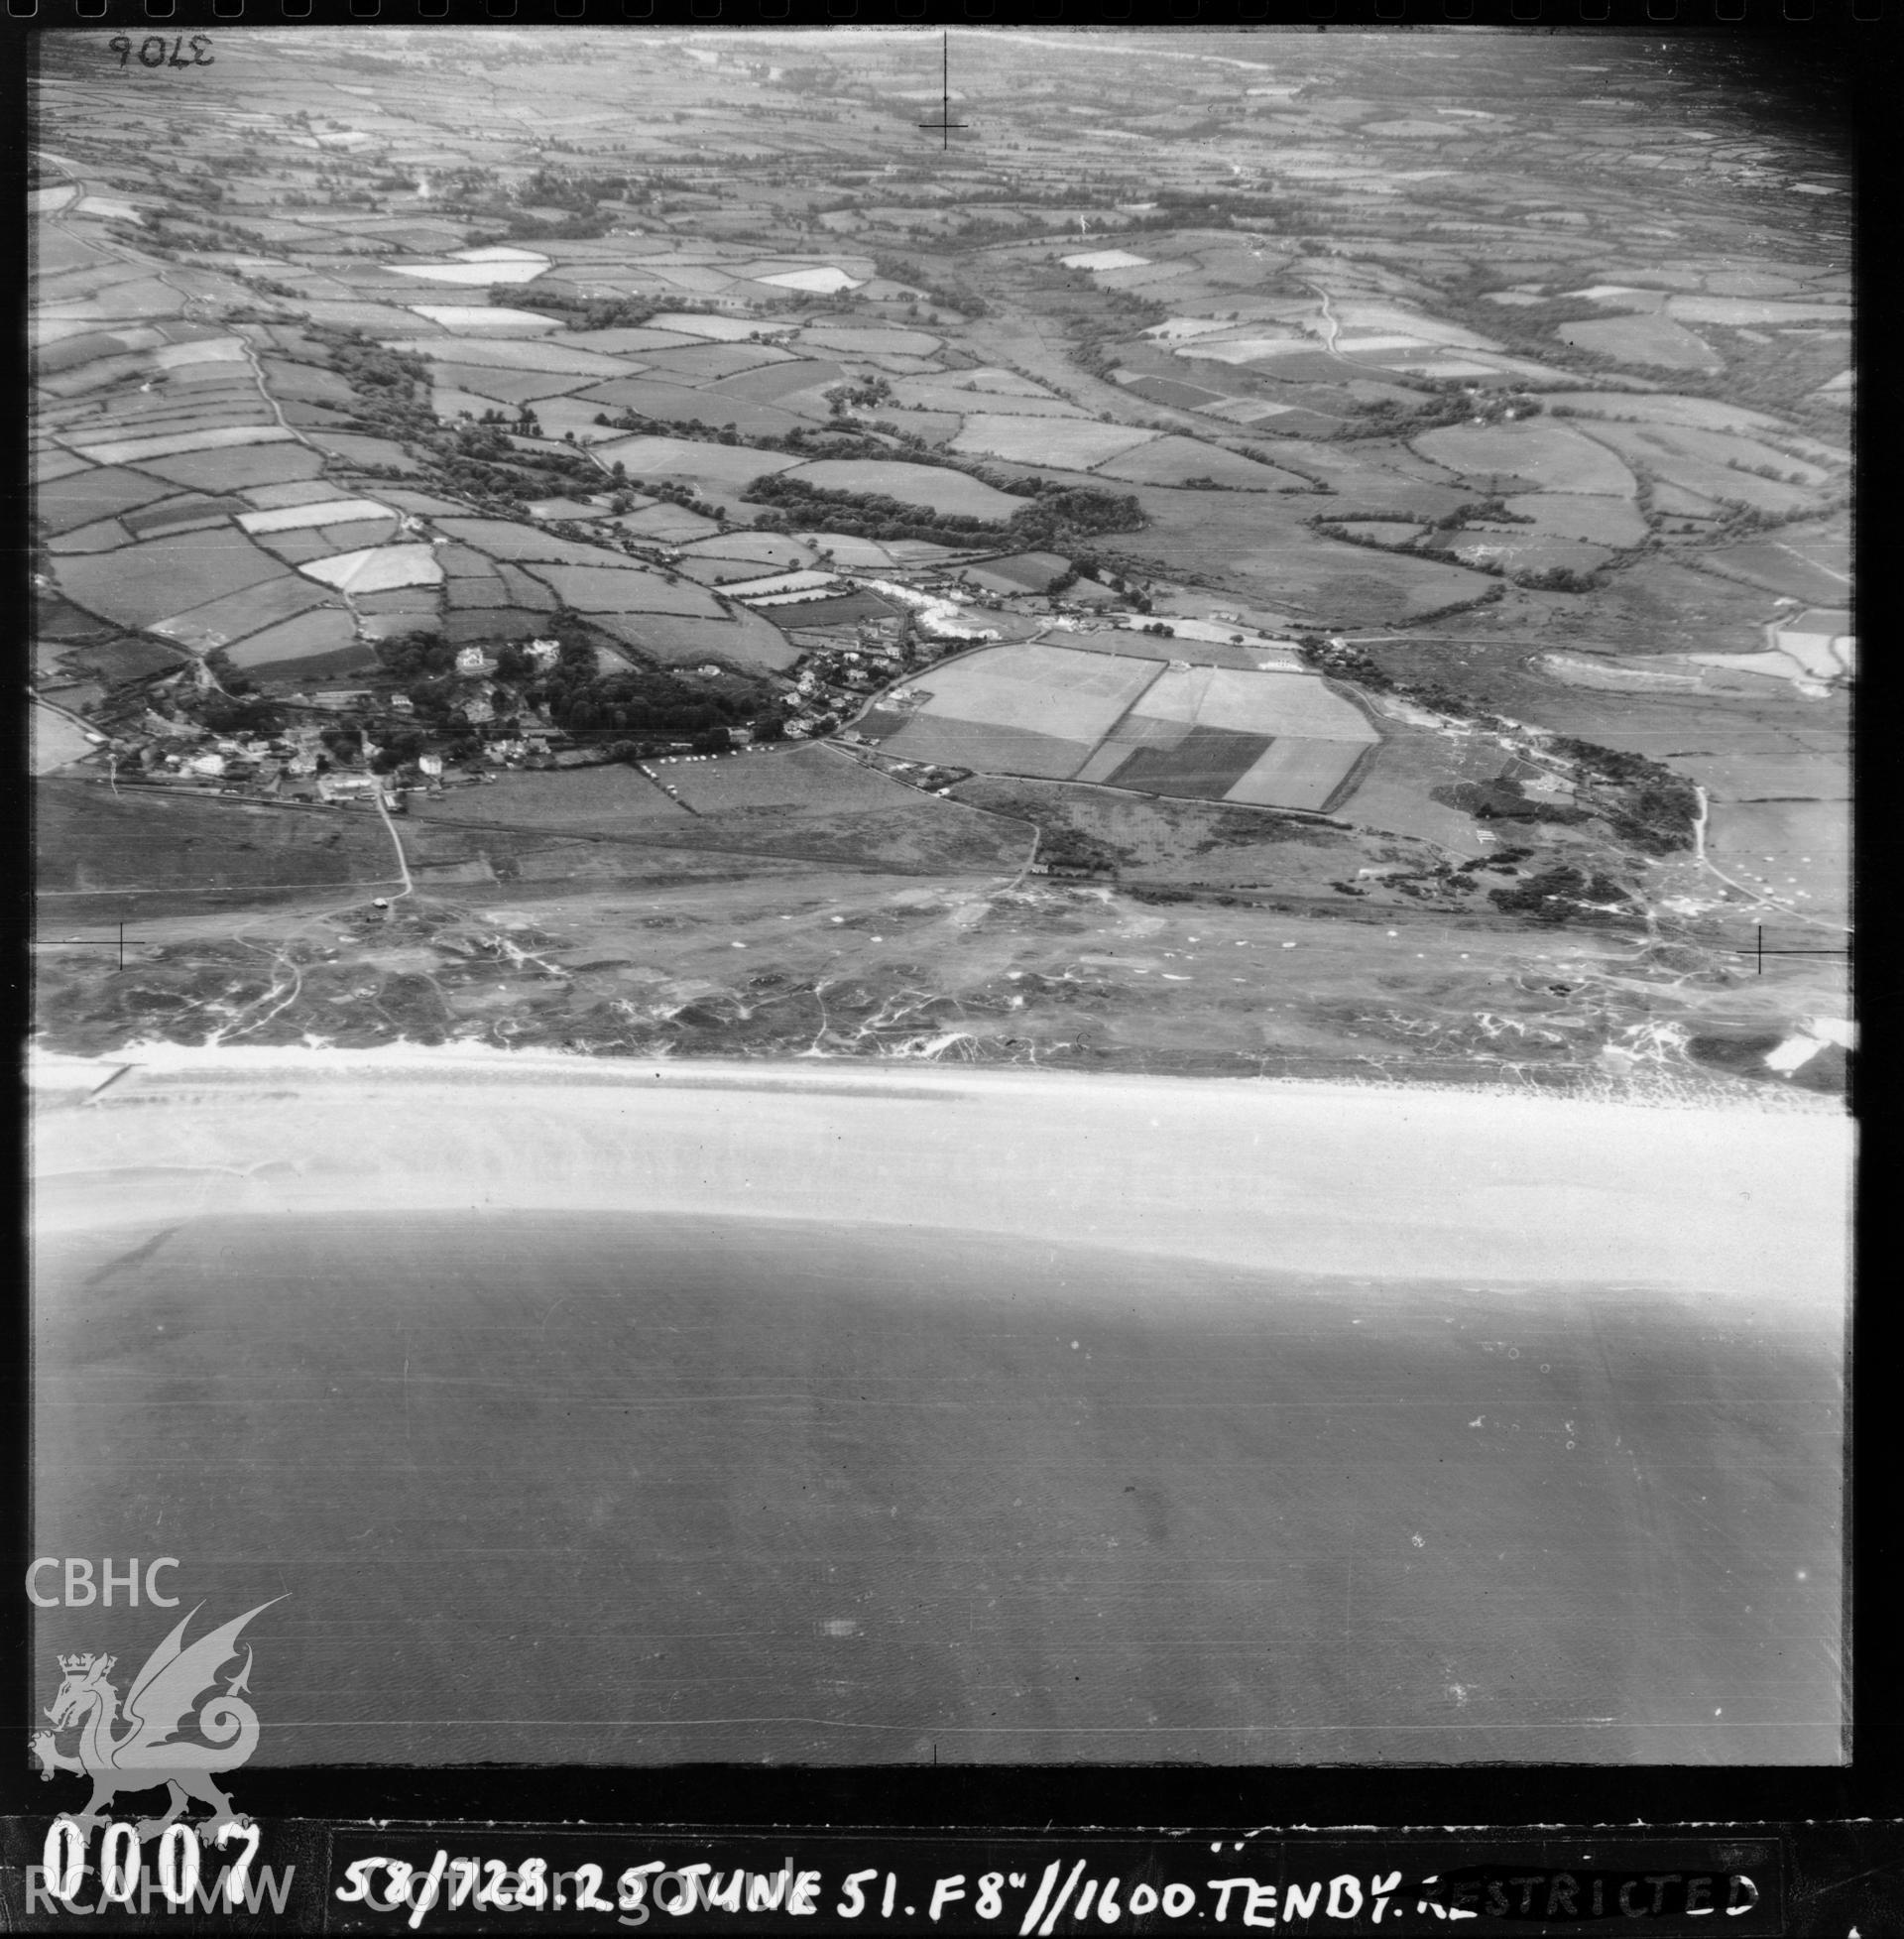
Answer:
[33,1210,1844,1765]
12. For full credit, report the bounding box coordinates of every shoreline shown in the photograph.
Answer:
[33,1043,1851,1307]
[28,1036,1847,1112]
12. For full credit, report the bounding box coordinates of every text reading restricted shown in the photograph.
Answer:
[330,1853,1771,1932]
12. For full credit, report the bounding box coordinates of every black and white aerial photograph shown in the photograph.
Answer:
[28,21,1851,1787]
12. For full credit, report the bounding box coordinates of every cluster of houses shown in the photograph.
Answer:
[94,632,620,808]
[126,708,337,794]
[776,614,919,736]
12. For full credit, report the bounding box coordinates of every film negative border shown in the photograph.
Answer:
[0,1816,1900,1932]
[0,2,1891,26]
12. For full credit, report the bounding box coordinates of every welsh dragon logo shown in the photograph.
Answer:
[31,1600,281,1839]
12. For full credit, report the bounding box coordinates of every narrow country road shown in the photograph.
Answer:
[365,729,416,903]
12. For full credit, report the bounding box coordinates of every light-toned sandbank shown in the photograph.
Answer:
[32,1045,1850,1306]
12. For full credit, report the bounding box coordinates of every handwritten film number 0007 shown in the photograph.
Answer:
[39,1818,265,1914]
[108,36,215,68]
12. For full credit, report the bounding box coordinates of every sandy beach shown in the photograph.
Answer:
[34,1045,1850,1307]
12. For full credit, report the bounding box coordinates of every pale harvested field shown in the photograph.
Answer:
[1666,296,1850,326]
[237,498,396,535]
[387,260,548,286]
[65,424,299,466]
[951,416,1158,468]
[1129,667,1377,742]
[1175,334,1312,366]
[31,704,96,775]
[407,304,557,331]
[908,645,1163,745]
[393,335,628,375]
[1224,737,1368,810]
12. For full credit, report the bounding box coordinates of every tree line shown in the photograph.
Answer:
[743,473,1143,549]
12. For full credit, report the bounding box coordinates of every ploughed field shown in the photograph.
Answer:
[35,1207,1843,1765]
[864,644,1379,814]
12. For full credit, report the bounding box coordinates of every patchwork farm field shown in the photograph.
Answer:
[951,416,1157,468]
[591,436,801,491]
[865,643,1385,814]
[36,780,412,902]
[781,459,1024,520]
[1112,489,1494,624]
[526,563,726,615]
[415,767,695,833]
[28,27,1854,1130]
[408,747,1027,877]
[1092,436,1314,492]
[154,575,335,652]
[660,743,919,812]
[1412,422,1636,495]
[53,529,285,627]
[593,607,799,671]
[1558,313,1723,369]
[1501,494,1648,545]
[225,610,368,676]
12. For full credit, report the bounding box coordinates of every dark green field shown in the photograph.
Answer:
[1109,725,1271,800]
[36,780,408,905]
